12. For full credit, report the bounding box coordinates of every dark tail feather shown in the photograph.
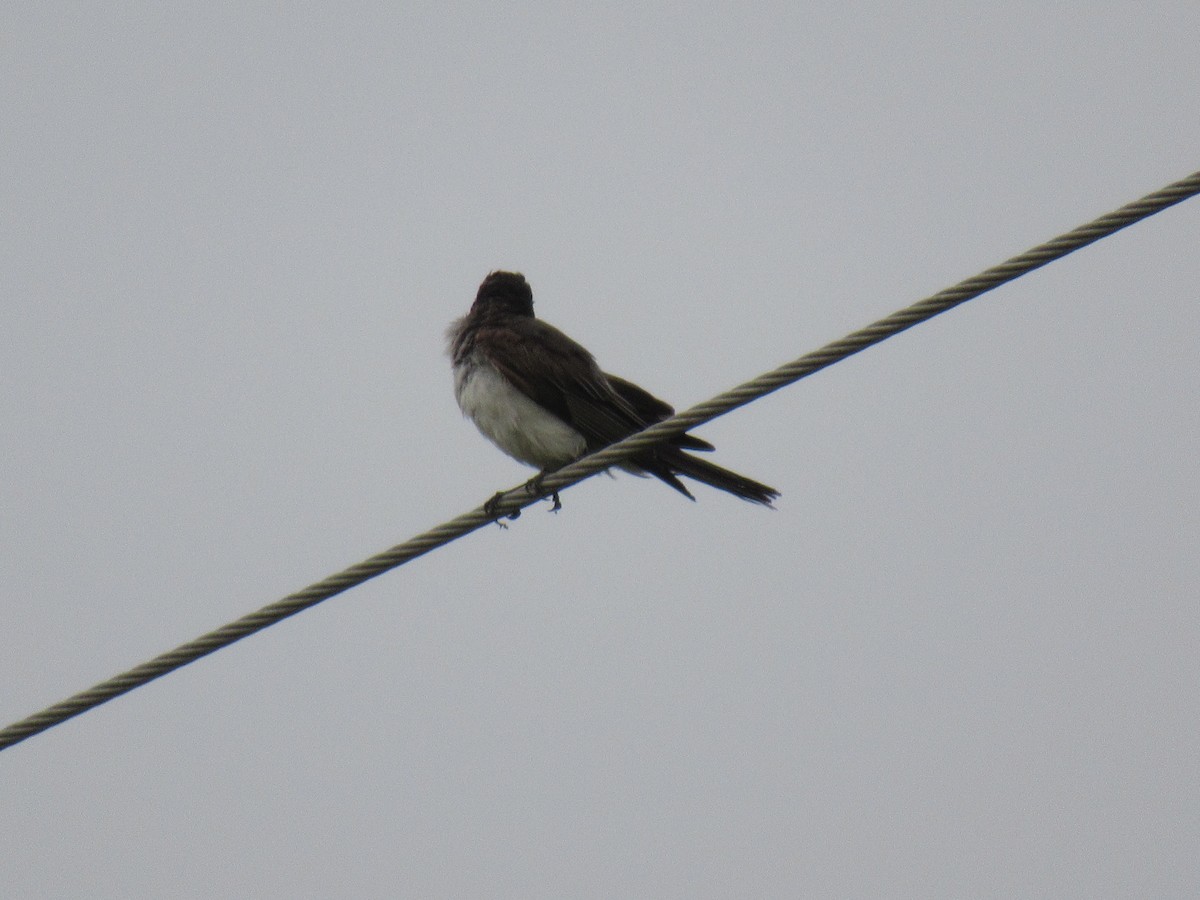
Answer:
[643,451,779,507]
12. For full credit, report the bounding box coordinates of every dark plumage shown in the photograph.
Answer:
[448,271,778,507]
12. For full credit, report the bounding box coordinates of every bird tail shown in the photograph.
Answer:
[645,450,779,508]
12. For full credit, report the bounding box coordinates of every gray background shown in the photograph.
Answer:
[3,4,1198,898]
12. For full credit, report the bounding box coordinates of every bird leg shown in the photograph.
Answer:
[484,490,521,523]
[524,470,562,513]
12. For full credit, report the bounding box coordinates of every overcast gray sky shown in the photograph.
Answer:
[3,4,1198,898]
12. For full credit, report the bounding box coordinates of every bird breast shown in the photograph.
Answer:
[453,355,586,470]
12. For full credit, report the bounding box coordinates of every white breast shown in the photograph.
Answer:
[454,358,586,470]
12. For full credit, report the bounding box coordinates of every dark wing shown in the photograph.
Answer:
[476,318,729,500]
[605,374,714,452]
[474,318,648,450]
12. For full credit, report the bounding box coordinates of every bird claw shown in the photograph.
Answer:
[484,490,521,524]
[523,472,562,513]
[485,473,562,526]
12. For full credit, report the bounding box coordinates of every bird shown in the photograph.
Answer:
[447,271,779,512]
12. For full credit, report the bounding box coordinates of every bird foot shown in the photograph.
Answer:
[484,490,521,524]
[523,473,562,513]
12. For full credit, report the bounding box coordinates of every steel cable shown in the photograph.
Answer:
[2,169,1197,752]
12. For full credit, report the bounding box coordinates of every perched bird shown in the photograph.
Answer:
[447,271,779,510]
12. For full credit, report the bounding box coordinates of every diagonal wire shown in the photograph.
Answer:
[2,170,1198,753]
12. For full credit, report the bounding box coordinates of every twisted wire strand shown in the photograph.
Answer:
[2,170,1197,752]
